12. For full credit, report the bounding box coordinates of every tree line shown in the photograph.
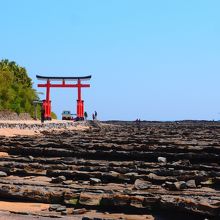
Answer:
[0,59,39,117]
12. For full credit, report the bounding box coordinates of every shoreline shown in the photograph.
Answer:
[0,120,89,137]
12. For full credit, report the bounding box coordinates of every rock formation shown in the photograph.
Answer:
[0,121,219,219]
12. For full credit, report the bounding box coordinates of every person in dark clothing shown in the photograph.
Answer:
[136,118,141,130]
[92,113,95,121]
[84,112,88,120]
[95,111,97,119]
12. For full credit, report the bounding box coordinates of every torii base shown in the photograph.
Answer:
[77,100,84,120]
[43,100,52,120]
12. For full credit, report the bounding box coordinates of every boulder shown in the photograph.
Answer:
[134,179,152,190]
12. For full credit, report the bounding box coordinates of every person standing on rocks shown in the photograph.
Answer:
[84,112,88,120]
[95,111,97,119]
[136,118,141,130]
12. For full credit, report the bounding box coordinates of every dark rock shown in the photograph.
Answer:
[51,176,66,184]
[82,216,93,220]
[164,181,176,190]
[61,210,68,215]
[82,217,92,220]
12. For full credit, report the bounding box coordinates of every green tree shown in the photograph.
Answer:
[0,59,38,116]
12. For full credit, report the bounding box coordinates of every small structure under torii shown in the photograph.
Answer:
[36,75,91,120]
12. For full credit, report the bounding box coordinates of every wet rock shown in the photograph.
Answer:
[158,157,167,164]
[51,176,66,183]
[134,179,152,190]
[186,180,196,188]
[214,177,220,185]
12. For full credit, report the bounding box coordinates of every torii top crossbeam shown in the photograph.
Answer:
[36,75,92,81]
[36,74,91,120]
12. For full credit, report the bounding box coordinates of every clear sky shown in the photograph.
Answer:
[1,0,220,120]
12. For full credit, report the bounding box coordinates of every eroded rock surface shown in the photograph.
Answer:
[0,121,220,219]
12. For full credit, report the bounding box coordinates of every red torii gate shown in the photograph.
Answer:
[36,75,91,120]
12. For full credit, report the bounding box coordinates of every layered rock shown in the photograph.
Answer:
[0,121,220,219]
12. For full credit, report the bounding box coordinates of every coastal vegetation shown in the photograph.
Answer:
[0,59,57,119]
[0,59,38,116]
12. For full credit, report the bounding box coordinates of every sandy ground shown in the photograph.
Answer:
[0,201,154,220]
[0,202,49,213]
[0,120,89,137]
[0,129,38,137]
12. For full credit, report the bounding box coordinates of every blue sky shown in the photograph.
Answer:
[1,0,220,120]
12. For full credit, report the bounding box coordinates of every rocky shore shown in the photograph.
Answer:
[0,121,219,219]
[0,120,83,130]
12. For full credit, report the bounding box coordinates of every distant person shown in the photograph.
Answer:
[41,105,45,123]
[136,118,141,130]
[84,112,88,120]
[95,111,97,119]
[92,113,95,121]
